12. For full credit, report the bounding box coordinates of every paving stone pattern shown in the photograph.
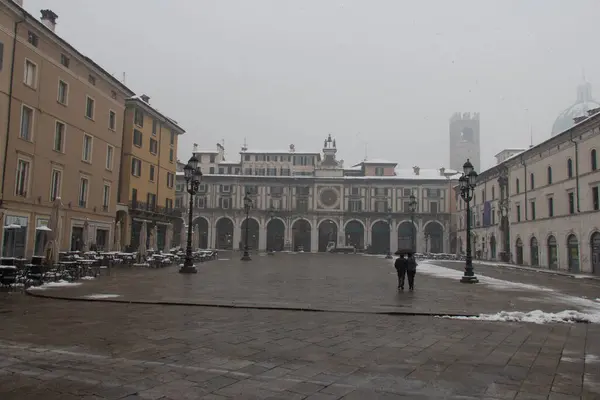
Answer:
[0,295,599,399]
[25,253,600,315]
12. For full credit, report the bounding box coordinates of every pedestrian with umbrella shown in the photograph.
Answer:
[394,249,409,290]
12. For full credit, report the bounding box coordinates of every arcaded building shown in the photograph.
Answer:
[175,136,460,254]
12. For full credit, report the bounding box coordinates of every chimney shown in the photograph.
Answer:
[40,9,58,32]
[193,143,198,152]
[439,167,445,176]
[413,166,420,176]
[140,94,150,104]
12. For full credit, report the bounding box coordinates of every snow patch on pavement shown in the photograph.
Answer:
[440,309,600,324]
[83,294,120,299]
[28,280,82,290]
[417,262,552,291]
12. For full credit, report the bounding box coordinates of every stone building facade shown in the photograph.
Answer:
[176,136,460,254]
[454,108,600,274]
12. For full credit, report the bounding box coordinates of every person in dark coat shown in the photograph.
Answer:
[394,254,407,290]
[406,253,418,291]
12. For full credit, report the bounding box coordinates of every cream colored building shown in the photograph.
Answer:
[176,136,460,253]
[455,109,600,275]
[0,2,134,257]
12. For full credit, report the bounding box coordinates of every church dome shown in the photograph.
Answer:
[551,80,600,136]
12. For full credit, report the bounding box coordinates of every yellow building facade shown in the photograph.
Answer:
[117,95,184,251]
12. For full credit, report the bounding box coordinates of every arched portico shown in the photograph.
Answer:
[318,219,338,252]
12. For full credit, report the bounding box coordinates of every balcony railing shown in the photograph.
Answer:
[129,201,180,217]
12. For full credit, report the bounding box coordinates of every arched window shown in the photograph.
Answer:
[515,178,520,194]
[567,234,580,273]
[530,173,535,190]
[567,158,573,178]
[491,186,495,200]
[592,149,598,171]
[530,237,539,266]
[547,235,557,270]
[547,166,552,185]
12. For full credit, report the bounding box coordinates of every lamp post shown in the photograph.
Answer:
[385,208,393,259]
[408,194,417,252]
[267,206,275,255]
[241,193,252,261]
[459,159,479,283]
[179,155,202,274]
[425,234,430,253]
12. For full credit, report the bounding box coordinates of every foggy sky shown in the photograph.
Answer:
[23,0,600,171]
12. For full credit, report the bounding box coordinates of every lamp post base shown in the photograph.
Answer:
[179,265,198,274]
[241,251,251,261]
[385,252,393,259]
[460,275,479,283]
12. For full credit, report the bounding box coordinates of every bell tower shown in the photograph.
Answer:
[321,134,338,167]
[449,112,481,172]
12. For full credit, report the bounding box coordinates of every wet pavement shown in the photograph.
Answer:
[0,295,599,399]
[23,252,600,316]
[0,253,599,399]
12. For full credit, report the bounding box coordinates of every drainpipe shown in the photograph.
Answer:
[0,15,26,207]
[569,132,581,212]
[520,156,528,220]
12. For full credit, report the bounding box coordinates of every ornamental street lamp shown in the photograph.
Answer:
[241,193,253,261]
[408,194,417,252]
[385,208,393,259]
[267,206,275,255]
[459,159,479,283]
[179,155,202,274]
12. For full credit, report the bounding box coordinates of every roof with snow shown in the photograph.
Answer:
[127,95,185,134]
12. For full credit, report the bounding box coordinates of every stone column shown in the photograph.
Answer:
[390,221,398,253]
[258,220,267,252]
[233,216,241,251]
[311,216,318,252]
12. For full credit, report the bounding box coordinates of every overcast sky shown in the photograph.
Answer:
[24,0,600,171]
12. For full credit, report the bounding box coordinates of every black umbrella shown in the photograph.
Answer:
[394,249,414,256]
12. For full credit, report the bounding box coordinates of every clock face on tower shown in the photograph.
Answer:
[319,188,339,208]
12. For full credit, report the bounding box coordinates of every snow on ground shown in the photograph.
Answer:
[80,276,95,280]
[28,280,82,290]
[83,294,120,299]
[441,259,597,279]
[440,310,600,324]
[417,262,552,291]
[416,262,600,324]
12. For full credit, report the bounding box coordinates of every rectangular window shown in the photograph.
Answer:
[280,168,290,176]
[15,159,30,197]
[375,167,384,176]
[375,200,388,212]
[166,198,173,209]
[270,186,283,196]
[106,145,114,170]
[152,119,157,136]
[54,121,65,152]
[149,138,158,154]
[351,187,359,196]
[57,80,68,104]
[403,188,412,197]
[85,96,95,119]
[27,31,39,47]
[134,108,144,127]
[530,201,536,220]
[24,60,36,87]
[102,184,110,211]
[88,75,96,85]
[60,53,70,68]
[296,198,309,212]
[218,167,224,174]
[133,129,143,147]
[593,187,599,211]
[20,105,33,140]
[220,185,231,193]
[209,167,214,174]
[82,134,93,162]
[169,148,174,162]
[516,204,521,222]
[349,200,362,212]
[108,110,116,130]
[219,197,230,209]
[548,197,554,217]
[209,154,216,163]
[131,158,141,177]
[149,165,155,181]
[167,172,174,188]
[170,130,175,145]
[79,177,89,207]
[50,169,61,201]
[430,202,438,214]
[568,192,575,214]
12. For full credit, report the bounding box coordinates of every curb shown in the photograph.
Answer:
[25,290,476,318]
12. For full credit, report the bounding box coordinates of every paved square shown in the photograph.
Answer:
[0,253,599,399]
